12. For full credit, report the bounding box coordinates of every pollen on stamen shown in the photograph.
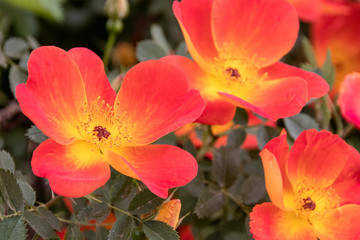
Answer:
[302,197,316,211]
[93,126,111,140]
[226,67,241,79]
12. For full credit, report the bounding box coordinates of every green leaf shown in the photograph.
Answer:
[0,216,27,240]
[110,174,134,204]
[284,113,320,139]
[23,211,58,239]
[128,189,163,215]
[108,215,133,240]
[150,24,170,54]
[194,186,225,218]
[25,125,48,144]
[175,41,191,59]
[65,225,84,240]
[227,128,246,148]
[0,169,24,212]
[0,50,8,68]
[1,0,65,22]
[136,40,167,62]
[240,176,266,205]
[256,126,279,150]
[9,65,27,98]
[37,207,62,231]
[213,147,244,188]
[3,38,29,59]
[0,150,15,173]
[77,203,110,222]
[143,220,179,240]
[17,178,35,206]
[301,36,317,67]
[232,108,248,125]
[321,49,335,90]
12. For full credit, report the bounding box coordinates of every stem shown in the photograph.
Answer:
[102,30,117,68]
[221,189,251,215]
[86,195,142,223]
[196,125,218,160]
[44,195,63,208]
[340,124,355,139]
[324,94,343,134]
[58,217,113,227]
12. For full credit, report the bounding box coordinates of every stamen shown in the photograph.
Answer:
[302,197,316,211]
[93,126,111,140]
[226,67,241,79]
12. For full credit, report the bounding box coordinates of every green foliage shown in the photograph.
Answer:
[321,49,335,90]
[0,216,27,240]
[108,215,133,240]
[128,189,164,215]
[65,225,84,240]
[256,125,280,150]
[301,36,317,67]
[37,207,62,232]
[136,39,167,62]
[227,128,246,148]
[17,178,36,206]
[284,113,320,139]
[233,108,249,126]
[3,37,28,59]
[212,147,243,188]
[194,185,225,218]
[0,169,24,212]
[77,203,110,222]
[25,125,49,144]
[0,150,15,173]
[0,0,65,22]
[22,211,59,239]
[143,220,179,240]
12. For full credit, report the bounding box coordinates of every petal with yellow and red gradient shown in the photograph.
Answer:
[172,0,218,71]
[287,129,349,188]
[260,61,329,100]
[250,203,317,240]
[212,0,299,68]
[32,139,110,197]
[218,77,307,121]
[114,60,204,145]
[105,145,198,198]
[331,146,360,205]
[338,73,360,128]
[313,204,360,239]
[260,134,295,210]
[161,55,235,125]
[16,46,87,145]
[68,48,116,105]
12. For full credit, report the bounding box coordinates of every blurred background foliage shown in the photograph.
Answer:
[0,0,353,240]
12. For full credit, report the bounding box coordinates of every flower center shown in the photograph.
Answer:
[294,180,340,223]
[215,42,267,85]
[77,97,134,150]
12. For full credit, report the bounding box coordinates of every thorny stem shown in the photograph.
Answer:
[86,194,142,223]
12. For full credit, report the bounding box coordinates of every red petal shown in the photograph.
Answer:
[331,146,360,205]
[287,129,349,188]
[313,205,360,240]
[105,145,198,198]
[161,55,235,125]
[260,61,329,100]
[337,73,360,128]
[32,139,110,197]
[16,46,87,144]
[195,99,236,125]
[288,0,321,22]
[68,48,116,105]
[115,60,204,145]
[260,134,295,210]
[173,0,218,70]
[250,203,317,240]
[218,77,308,121]
[212,0,299,67]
